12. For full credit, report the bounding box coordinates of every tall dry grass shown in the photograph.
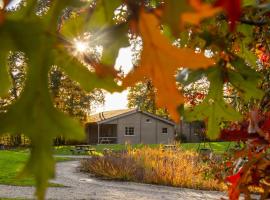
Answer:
[80,146,226,191]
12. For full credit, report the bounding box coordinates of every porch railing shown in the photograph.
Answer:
[98,137,117,144]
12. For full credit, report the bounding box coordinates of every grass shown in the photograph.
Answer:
[54,142,236,155]
[80,146,227,191]
[53,143,160,155]
[0,150,69,187]
[181,141,236,154]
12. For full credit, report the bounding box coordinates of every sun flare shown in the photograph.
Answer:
[74,41,88,53]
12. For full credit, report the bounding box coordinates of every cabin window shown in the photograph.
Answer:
[162,128,168,134]
[125,127,135,136]
[146,118,152,123]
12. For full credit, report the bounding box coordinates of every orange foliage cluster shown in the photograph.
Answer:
[124,10,215,121]
[123,0,242,122]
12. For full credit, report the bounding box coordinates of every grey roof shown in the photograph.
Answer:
[87,109,175,126]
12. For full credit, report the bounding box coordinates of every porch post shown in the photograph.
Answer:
[97,123,100,144]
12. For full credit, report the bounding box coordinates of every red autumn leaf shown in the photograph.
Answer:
[220,128,248,141]
[226,161,233,168]
[261,117,270,131]
[226,170,243,200]
[214,0,241,31]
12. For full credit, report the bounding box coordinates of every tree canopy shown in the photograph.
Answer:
[0,0,270,199]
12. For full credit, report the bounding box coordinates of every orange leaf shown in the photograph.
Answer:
[123,10,215,121]
[181,0,221,25]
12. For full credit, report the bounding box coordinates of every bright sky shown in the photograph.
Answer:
[93,47,133,113]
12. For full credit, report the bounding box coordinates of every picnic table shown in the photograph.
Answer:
[163,144,177,151]
[70,145,96,155]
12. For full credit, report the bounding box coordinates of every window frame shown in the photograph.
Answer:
[125,126,135,136]
[162,127,168,134]
[145,118,152,123]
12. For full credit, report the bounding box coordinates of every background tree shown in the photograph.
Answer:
[50,67,104,122]
[127,79,169,118]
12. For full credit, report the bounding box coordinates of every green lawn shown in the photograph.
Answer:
[54,143,160,155]
[0,150,68,187]
[181,141,237,154]
[54,142,237,155]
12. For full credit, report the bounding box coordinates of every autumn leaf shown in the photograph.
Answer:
[181,0,221,26]
[214,0,242,31]
[0,0,10,24]
[123,10,215,121]
[225,170,243,200]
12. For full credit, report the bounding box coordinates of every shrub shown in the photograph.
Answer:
[80,146,226,191]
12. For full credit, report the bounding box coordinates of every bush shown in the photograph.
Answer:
[80,146,226,191]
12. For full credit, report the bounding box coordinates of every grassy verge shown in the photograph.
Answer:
[0,150,67,187]
[54,142,236,155]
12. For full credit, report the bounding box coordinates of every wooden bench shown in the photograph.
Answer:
[70,145,96,155]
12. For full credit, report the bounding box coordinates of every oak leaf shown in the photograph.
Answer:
[181,0,221,26]
[123,10,215,121]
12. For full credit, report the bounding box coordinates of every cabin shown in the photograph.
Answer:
[85,109,175,144]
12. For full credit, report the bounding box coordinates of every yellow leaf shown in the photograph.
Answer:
[181,0,221,25]
[123,10,215,121]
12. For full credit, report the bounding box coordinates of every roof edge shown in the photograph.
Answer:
[96,109,175,126]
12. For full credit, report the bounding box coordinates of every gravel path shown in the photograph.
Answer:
[0,159,227,200]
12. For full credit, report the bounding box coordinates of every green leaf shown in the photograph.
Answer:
[87,0,122,29]
[184,67,242,139]
[161,0,192,36]
[60,0,122,38]
[60,14,86,38]
[99,24,129,65]
[242,0,257,7]
[237,24,253,43]
[60,0,128,66]
[236,24,258,68]
[0,53,12,96]
[55,50,122,93]
[229,57,264,101]
[176,69,206,86]
[0,3,87,199]
[238,46,257,68]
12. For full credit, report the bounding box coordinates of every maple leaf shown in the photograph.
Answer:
[123,10,215,121]
[226,170,243,200]
[214,0,241,31]
[181,0,221,26]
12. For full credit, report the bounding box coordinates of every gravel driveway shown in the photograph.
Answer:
[0,159,227,200]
